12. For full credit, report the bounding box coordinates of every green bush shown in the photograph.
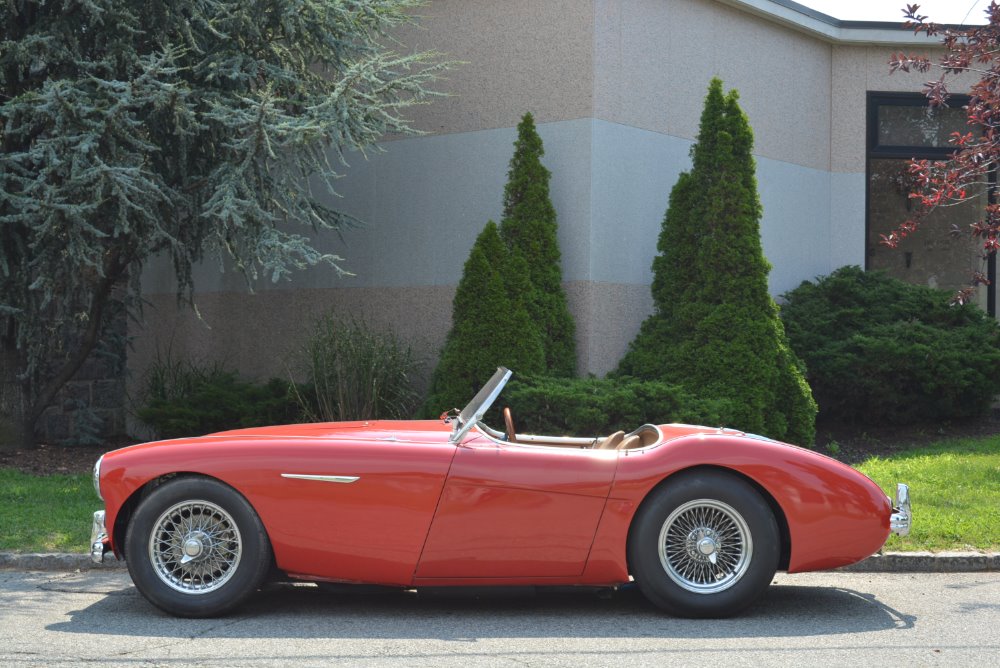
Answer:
[616,78,816,445]
[295,314,421,421]
[422,222,545,416]
[501,375,735,436]
[499,112,577,376]
[781,265,1000,424]
[135,358,300,439]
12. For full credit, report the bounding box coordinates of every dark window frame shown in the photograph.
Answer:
[865,91,996,316]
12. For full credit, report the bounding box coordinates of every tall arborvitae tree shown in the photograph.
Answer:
[423,222,544,415]
[0,1,447,447]
[499,113,577,376]
[617,79,816,445]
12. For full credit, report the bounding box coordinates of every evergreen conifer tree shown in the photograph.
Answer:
[0,0,446,445]
[617,79,816,444]
[499,113,577,376]
[423,222,544,415]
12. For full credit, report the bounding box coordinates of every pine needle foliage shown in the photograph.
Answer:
[422,222,544,416]
[499,113,577,376]
[0,0,448,444]
[782,266,1000,424]
[617,79,817,445]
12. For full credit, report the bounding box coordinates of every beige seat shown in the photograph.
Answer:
[596,430,625,450]
[635,426,661,447]
[616,435,640,450]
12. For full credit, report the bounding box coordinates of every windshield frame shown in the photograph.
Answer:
[449,367,512,444]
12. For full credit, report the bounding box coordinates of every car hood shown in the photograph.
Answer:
[201,420,452,441]
[103,420,454,460]
[204,419,452,440]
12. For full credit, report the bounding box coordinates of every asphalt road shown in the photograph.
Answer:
[1,570,998,666]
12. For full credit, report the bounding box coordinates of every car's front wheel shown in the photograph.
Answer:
[125,477,272,617]
[628,470,779,618]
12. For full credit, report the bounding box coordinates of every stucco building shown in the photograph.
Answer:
[129,0,991,410]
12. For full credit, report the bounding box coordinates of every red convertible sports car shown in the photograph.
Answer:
[90,367,911,618]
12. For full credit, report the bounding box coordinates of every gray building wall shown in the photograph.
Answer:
[128,0,954,416]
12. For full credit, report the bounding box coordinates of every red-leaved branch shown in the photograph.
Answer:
[887,3,1000,302]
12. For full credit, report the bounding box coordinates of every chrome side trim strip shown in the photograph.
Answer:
[280,474,360,484]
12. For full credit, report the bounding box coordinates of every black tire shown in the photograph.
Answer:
[628,469,779,618]
[125,477,272,617]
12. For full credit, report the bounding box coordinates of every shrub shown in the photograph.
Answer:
[501,375,735,436]
[499,112,577,376]
[616,78,816,445]
[423,113,577,413]
[422,222,545,416]
[781,266,1000,424]
[135,357,299,439]
[295,314,421,421]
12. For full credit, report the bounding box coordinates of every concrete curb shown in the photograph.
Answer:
[836,551,1000,573]
[1,551,998,573]
[0,552,126,571]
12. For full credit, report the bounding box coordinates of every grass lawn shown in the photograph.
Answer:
[0,470,93,552]
[856,434,1000,552]
[0,435,997,554]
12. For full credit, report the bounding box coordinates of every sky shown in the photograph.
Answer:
[795,0,992,24]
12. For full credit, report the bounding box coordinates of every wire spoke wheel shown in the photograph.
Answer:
[127,478,272,617]
[629,471,778,617]
[148,500,243,595]
[658,498,752,594]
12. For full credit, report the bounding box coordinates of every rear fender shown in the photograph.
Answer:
[614,434,891,572]
[625,465,792,572]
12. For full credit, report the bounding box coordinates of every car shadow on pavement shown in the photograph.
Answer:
[47,580,915,639]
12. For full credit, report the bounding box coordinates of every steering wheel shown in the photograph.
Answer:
[503,406,517,443]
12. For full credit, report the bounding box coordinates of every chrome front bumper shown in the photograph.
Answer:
[90,510,109,564]
[889,483,911,536]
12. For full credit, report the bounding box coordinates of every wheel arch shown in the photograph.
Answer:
[111,472,274,564]
[626,464,792,573]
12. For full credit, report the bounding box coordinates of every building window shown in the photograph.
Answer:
[866,92,996,317]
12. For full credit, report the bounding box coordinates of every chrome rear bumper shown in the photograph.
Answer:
[90,510,109,564]
[889,483,911,536]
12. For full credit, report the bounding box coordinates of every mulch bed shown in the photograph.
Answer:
[0,441,129,476]
[814,410,1000,464]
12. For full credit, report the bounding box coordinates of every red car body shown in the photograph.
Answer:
[97,420,892,586]
[90,368,910,618]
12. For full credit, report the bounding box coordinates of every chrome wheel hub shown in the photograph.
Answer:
[148,500,242,595]
[181,531,210,563]
[659,499,752,594]
[693,530,719,562]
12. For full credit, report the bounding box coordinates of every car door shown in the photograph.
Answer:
[250,431,457,586]
[414,432,619,579]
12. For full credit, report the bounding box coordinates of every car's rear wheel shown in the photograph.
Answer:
[628,470,779,618]
[125,477,272,617]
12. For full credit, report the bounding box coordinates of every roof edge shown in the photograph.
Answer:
[718,0,977,45]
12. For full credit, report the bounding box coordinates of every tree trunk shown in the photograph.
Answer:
[0,345,31,449]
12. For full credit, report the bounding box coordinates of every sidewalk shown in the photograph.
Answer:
[1,551,998,572]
